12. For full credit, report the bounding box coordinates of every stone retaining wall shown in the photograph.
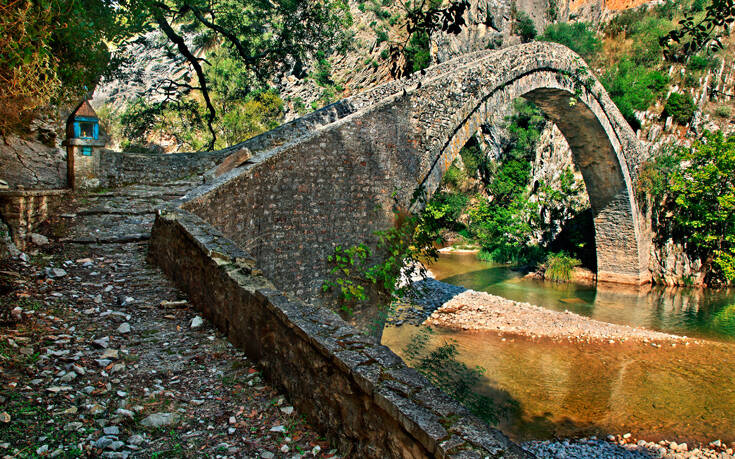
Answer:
[148,206,530,459]
[0,189,68,249]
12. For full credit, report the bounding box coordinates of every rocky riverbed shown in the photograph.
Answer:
[425,289,694,343]
[522,435,735,459]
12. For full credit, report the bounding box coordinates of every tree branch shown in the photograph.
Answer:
[152,7,217,149]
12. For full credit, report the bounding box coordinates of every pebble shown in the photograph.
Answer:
[128,434,144,446]
[190,316,204,329]
[140,412,176,428]
[117,322,131,334]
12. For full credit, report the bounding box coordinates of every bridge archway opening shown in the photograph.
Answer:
[420,72,647,285]
[424,95,598,276]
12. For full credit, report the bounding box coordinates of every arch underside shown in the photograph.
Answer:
[424,70,650,285]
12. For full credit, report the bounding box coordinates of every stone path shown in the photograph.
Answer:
[0,182,332,458]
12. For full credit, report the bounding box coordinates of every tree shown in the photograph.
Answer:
[116,0,353,148]
[660,0,735,60]
[514,11,537,43]
[639,131,735,285]
[385,0,470,78]
[0,0,120,135]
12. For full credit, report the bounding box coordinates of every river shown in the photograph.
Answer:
[381,252,735,444]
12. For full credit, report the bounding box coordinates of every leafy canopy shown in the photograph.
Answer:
[639,131,735,285]
[0,0,120,134]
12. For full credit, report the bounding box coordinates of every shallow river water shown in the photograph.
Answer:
[381,252,735,443]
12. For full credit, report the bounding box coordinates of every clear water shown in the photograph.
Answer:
[381,252,735,443]
[429,252,735,342]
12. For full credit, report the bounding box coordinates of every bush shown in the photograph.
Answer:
[404,30,431,73]
[543,252,581,282]
[601,58,670,130]
[514,12,537,43]
[663,92,696,125]
[540,22,601,61]
[716,105,731,118]
[639,131,735,285]
[687,54,718,72]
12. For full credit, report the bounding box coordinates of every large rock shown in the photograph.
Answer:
[0,134,66,189]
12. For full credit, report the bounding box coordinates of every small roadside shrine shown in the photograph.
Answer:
[63,99,106,189]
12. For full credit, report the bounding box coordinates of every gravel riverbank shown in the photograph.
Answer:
[423,288,694,343]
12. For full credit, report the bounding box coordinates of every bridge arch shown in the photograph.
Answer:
[182,42,652,315]
[416,62,650,285]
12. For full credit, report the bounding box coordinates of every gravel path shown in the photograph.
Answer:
[0,182,333,458]
[523,435,735,458]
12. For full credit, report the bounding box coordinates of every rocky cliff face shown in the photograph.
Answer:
[0,115,67,190]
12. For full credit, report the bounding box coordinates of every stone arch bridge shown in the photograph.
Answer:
[165,41,651,303]
[148,41,652,457]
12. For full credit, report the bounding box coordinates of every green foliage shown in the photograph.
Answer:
[543,252,581,282]
[687,53,719,71]
[323,209,440,327]
[0,0,120,134]
[403,30,432,73]
[663,92,696,125]
[691,0,707,12]
[601,58,670,130]
[514,11,537,43]
[505,99,547,162]
[466,195,542,265]
[540,22,601,60]
[660,0,733,59]
[639,131,735,285]
[403,327,500,425]
[423,191,468,233]
[112,86,284,151]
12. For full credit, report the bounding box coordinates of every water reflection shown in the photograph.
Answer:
[381,252,735,443]
[430,252,735,341]
[382,326,735,443]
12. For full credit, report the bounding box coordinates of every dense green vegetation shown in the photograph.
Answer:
[417,100,589,270]
[540,22,601,60]
[639,131,735,285]
[0,0,120,135]
[543,252,582,283]
[663,92,696,125]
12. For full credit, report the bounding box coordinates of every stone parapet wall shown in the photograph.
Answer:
[97,49,497,189]
[181,43,651,318]
[149,206,531,459]
[0,189,68,250]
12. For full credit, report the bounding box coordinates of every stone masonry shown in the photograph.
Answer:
[178,42,651,310]
[148,42,654,458]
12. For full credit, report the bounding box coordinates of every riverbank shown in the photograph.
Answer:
[522,435,735,459]
[424,289,694,343]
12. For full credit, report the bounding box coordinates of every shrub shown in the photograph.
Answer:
[663,92,696,125]
[716,105,731,118]
[514,12,537,43]
[687,54,718,72]
[404,31,432,73]
[540,22,601,61]
[639,131,735,285]
[601,58,670,130]
[543,252,581,282]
